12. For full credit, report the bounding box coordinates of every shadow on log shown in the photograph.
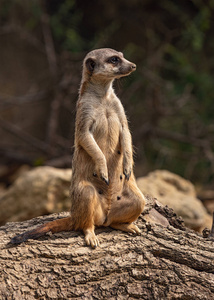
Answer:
[0,197,213,299]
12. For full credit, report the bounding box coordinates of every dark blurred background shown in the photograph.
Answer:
[0,0,214,189]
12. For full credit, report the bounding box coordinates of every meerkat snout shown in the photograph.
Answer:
[118,60,136,77]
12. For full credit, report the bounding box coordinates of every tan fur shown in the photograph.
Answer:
[11,48,145,248]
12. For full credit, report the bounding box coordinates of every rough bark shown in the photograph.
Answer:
[0,198,213,300]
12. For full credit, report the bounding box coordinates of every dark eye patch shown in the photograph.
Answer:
[108,56,121,64]
[85,58,96,73]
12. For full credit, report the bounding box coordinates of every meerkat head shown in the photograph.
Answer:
[83,48,136,81]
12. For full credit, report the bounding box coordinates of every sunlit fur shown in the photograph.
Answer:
[11,48,145,248]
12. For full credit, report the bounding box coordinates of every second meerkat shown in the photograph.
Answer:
[11,48,145,248]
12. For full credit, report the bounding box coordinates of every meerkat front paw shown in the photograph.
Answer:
[123,168,131,180]
[93,161,109,185]
[123,161,132,180]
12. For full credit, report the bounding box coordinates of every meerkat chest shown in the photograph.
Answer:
[92,103,121,142]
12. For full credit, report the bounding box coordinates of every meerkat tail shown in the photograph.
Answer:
[10,216,73,244]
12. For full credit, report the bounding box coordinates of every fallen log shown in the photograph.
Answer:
[0,197,213,299]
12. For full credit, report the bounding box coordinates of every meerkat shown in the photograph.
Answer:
[11,48,145,248]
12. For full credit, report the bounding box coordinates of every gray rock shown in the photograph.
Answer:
[0,166,72,225]
[137,170,212,231]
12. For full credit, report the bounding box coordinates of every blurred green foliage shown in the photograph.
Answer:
[1,0,214,185]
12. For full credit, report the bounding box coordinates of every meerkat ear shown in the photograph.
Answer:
[85,58,96,73]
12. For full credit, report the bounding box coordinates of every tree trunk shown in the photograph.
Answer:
[0,197,213,300]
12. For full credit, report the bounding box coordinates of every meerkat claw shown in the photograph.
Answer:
[124,170,131,180]
[84,230,100,248]
[101,176,109,185]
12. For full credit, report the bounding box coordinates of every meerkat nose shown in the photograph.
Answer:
[131,64,136,70]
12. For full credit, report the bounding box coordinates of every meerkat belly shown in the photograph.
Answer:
[93,111,121,155]
[93,110,124,195]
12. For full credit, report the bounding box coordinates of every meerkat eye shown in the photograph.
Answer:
[109,56,120,64]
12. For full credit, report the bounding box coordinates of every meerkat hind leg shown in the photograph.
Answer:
[73,181,102,248]
[106,184,145,235]
[106,192,145,234]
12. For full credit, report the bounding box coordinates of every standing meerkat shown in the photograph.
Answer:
[11,48,145,248]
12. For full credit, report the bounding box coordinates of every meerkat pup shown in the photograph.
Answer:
[11,48,145,248]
